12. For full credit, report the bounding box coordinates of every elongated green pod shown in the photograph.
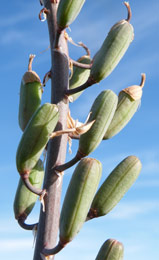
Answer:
[14,159,44,220]
[57,0,85,29]
[19,55,42,131]
[90,2,134,83]
[78,90,118,157]
[16,103,59,176]
[104,74,146,139]
[69,55,91,102]
[60,158,102,244]
[95,239,124,260]
[89,156,142,218]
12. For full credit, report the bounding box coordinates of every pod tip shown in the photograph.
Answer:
[28,54,36,71]
[140,73,146,88]
[124,2,132,22]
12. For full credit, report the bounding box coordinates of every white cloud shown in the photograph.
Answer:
[0,28,49,48]
[0,3,37,28]
[1,30,24,45]
[142,161,159,175]
[137,149,159,175]
[133,4,158,37]
[126,244,145,254]
[0,163,16,173]
[98,148,159,177]
[0,214,39,234]
[107,200,159,220]
[0,238,33,251]
[136,179,159,187]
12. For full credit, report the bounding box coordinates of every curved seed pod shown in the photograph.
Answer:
[95,239,124,260]
[57,0,86,30]
[16,103,59,176]
[19,55,42,131]
[60,158,102,245]
[89,156,142,218]
[14,159,44,220]
[104,74,146,139]
[90,2,134,83]
[78,90,118,157]
[69,55,91,102]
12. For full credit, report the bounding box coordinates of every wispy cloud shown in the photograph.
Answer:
[0,28,49,47]
[0,214,39,234]
[107,200,159,220]
[1,30,25,45]
[0,238,33,251]
[133,3,158,38]
[136,179,159,188]
[0,12,34,28]
[137,149,159,175]
[0,3,38,28]
[99,148,159,176]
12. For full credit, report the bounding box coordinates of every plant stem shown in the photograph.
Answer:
[33,0,69,259]
[65,76,95,96]
[70,58,92,69]
[54,152,82,172]
[22,174,44,196]
[18,218,38,231]
[42,241,65,257]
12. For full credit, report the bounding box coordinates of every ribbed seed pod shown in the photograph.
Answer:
[69,55,91,102]
[90,2,134,83]
[57,0,85,29]
[19,55,42,131]
[89,156,142,218]
[14,159,44,220]
[78,90,118,157]
[104,74,146,139]
[95,239,124,260]
[60,158,102,244]
[16,103,59,176]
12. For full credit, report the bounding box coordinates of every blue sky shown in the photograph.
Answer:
[0,0,159,259]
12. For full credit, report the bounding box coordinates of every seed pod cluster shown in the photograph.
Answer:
[16,103,59,176]
[78,90,118,157]
[95,239,124,260]
[90,2,134,83]
[89,156,142,218]
[69,55,91,102]
[19,55,42,131]
[14,2,144,258]
[57,0,86,29]
[60,158,102,244]
[104,74,146,139]
[14,159,44,220]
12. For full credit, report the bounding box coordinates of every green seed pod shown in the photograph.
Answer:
[19,55,42,131]
[90,2,134,83]
[104,74,146,139]
[16,103,59,176]
[14,159,44,220]
[69,55,91,102]
[89,156,142,218]
[57,0,86,29]
[95,239,124,260]
[60,158,102,244]
[78,90,118,157]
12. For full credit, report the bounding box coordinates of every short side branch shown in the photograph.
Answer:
[70,58,92,69]
[42,241,65,257]
[18,218,38,231]
[22,174,44,196]
[54,151,83,172]
[66,77,95,96]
